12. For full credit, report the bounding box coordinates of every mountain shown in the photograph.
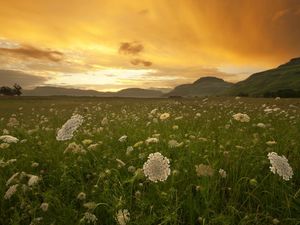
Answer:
[165,77,233,97]
[22,86,163,98]
[226,57,300,97]
[115,88,163,98]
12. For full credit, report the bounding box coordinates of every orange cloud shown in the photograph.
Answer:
[0,45,63,62]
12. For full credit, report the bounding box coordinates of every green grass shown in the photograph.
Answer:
[0,96,299,225]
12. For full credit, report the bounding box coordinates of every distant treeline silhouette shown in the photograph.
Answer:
[238,89,300,98]
[0,84,22,96]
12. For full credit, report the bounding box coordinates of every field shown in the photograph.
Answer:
[0,96,299,225]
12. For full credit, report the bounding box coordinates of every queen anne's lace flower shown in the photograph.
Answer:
[56,114,84,141]
[4,184,18,199]
[0,135,19,143]
[268,152,293,181]
[27,175,40,186]
[160,113,170,120]
[195,164,214,177]
[80,212,98,224]
[116,209,130,225]
[143,152,171,182]
[232,113,250,122]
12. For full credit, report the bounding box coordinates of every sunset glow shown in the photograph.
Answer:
[0,0,299,90]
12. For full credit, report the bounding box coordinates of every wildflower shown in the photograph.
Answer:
[0,143,10,149]
[268,152,293,181]
[256,123,266,128]
[7,117,19,127]
[218,169,227,178]
[40,203,49,212]
[0,135,19,143]
[82,139,93,146]
[64,142,86,154]
[101,117,109,126]
[127,166,136,173]
[143,152,171,182]
[6,172,20,186]
[150,108,158,114]
[145,137,159,144]
[56,114,84,141]
[126,146,134,155]
[232,113,250,122]
[116,209,130,225]
[83,202,97,210]
[266,140,277,146]
[77,192,86,200]
[172,125,179,130]
[195,164,214,177]
[28,175,40,186]
[4,184,18,199]
[168,139,183,148]
[31,162,39,168]
[87,143,99,151]
[80,212,98,224]
[160,113,170,120]
[118,135,127,142]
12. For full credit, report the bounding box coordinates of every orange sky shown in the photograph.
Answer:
[0,0,299,91]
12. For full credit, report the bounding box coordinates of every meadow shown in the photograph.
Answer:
[0,96,299,225]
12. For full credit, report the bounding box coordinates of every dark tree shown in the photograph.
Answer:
[13,83,22,96]
[0,84,22,96]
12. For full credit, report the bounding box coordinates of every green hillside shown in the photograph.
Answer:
[227,57,300,97]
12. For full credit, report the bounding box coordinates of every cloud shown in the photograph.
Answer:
[119,42,144,55]
[0,70,48,89]
[130,58,152,66]
[0,45,63,62]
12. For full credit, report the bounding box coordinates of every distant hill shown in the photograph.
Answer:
[115,88,163,98]
[165,77,233,97]
[23,86,163,98]
[226,57,300,97]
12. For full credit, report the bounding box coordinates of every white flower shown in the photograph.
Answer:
[218,169,227,178]
[118,135,127,142]
[195,164,214,177]
[160,113,170,120]
[143,152,171,182]
[266,140,277,146]
[268,152,293,181]
[168,139,183,148]
[145,137,159,144]
[232,113,250,122]
[116,209,130,225]
[64,142,86,154]
[4,184,18,199]
[28,175,40,186]
[257,123,266,128]
[150,108,158,115]
[56,114,84,141]
[6,172,20,186]
[40,203,49,212]
[77,192,86,200]
[0,135,19,143]
[80,212,98,224]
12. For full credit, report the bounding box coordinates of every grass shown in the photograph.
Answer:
[0,96,299,225]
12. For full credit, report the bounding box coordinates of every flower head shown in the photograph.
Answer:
[195,164,214,177]
[116,209,130,225]
[56,114,84,141]
[160,113,170,120]
[268,152,293,181]
[143,152,171,182]
[232,113,250,122]
[0,135,19,143]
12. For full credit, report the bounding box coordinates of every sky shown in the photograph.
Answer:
[0,0,300,91]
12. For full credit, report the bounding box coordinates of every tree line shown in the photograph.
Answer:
[0,84,22,96]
